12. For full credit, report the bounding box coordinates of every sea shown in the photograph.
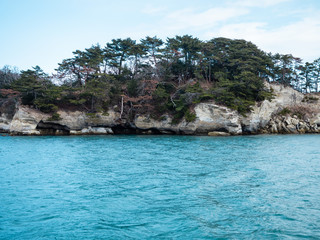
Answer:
[0,134,320,239]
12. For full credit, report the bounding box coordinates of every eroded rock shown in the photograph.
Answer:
[208,131,230,136]
[2,82,320,136]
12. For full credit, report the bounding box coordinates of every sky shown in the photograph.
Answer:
[1,0,320,73]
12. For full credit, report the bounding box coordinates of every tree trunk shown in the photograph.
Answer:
[119,53,125,75]
[209,62,212,83]
[91,96,94,111]
[120,96,124,119]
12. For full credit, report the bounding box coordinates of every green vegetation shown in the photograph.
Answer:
[276,105,313,120]
[302,95,319,103]
[277,107,292,116]
[47,112,62,121]
[1,35,319,122]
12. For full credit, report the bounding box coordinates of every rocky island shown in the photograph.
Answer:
[1,82,319,136]
[1,36,320,136]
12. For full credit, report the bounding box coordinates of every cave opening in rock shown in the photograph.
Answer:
[36,121,70,135]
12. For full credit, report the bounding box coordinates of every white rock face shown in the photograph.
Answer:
[208,131,230,136]
[135,103,242,135]
[9,106,48,135]
[241,83,305,133]
[70,127,113,135]
[308,98,320,126]
[134,115,181,134]
[311,113,320,126]
[194,103,242,134]
[1,82,320,135]
[57,110,119,130]
[0,105,119,135]
[135,82,320,135]
[135,114,199,134]
[0,113,11,132]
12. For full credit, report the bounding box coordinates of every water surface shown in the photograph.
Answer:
[0,135,320,239]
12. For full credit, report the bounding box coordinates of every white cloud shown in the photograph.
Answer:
[210,16,320,61]
[163,7,249,30]
[207,22,266,38]
[234,0,291,7]
[134,1,320,62]
[141,5,166,15]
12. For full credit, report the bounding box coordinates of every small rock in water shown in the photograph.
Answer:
[208,131,230,136]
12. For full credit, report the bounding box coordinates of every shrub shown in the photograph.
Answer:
[277,105,313,119]
[86,113,98,118]
[127,79,139,97]
[302,95,319,103]
[47,112,61,121]
[33,99,58,113]
[185,110,196,122]
[277,107,291,116]
[290,105,314,120]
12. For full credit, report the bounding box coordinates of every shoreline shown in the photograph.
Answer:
[1,129,319,137]
[1,83,320,136]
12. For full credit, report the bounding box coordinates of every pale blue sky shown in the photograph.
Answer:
[1,0,320,73]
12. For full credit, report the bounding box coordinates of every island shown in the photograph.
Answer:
[1,36,320,136]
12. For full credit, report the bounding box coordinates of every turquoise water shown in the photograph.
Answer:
[0,135,320,239]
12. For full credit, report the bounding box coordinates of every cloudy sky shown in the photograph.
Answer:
[1,0,320,73]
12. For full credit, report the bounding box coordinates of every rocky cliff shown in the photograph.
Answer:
[1,83,320,136]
